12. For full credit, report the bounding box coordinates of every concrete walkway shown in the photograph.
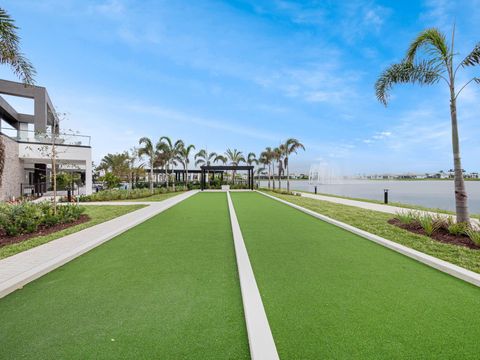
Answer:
[0,190,199,299]
[296,191,479,225]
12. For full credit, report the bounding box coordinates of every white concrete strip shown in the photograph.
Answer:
[226,191,279,360]
[258,191,480,288]
[297,191,480,225]
[0,190,199,299]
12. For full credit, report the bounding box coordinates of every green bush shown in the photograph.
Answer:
[418,214,443,237]
[395,211,418,225]
[447,221,470,236]
[464,228,480,246]
[0,202,85,237]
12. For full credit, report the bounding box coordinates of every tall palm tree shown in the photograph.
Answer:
[158,137,183,190]
[195,149,217,184]
[178,144,195,184]
[273,147,284,189]
[0,8,35,186]
[375,27,479,223]
[281,138,305,192]
[259,152,270,188]
[225,148,245,185]
[263,147,275,189]
[0,8,35,84]
[138,137,157,193]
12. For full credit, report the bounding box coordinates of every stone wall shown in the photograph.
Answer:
[0,134,23,201]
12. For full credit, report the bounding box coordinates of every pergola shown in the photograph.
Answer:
[200,165,254,191]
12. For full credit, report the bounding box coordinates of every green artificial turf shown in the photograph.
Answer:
[263,191,480,273]
[231,192,480,359]
[122,191,184,202]
[0,205,146,259]
[0,193,249,359]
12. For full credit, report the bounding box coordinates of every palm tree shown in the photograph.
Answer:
[273,147,284,189]
[225,148,245,185]
[281,138,305,192]
[98,152,130,180]
[259,152,270,188]
[375,27,479,223]
[178,144,195,184]
[0,8,35,188]
[158,137,183,190]
[262,147,275,189]
[195,149,217,184]
[0,8,35,84]
[138,137,157,193]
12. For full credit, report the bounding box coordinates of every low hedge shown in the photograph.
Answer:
[78,186,187,202]
[0,202,85,237]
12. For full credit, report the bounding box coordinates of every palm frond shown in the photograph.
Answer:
[461,43,480,67]
[406,28,449,63]
[0,8,35,84]
[375,61,441,105]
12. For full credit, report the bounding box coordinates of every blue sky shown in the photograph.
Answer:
[1,0,479,174]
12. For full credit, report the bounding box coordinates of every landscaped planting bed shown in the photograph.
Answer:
[77,186,187,202]
[0,205,145,259]
[0,202,85,240]
[0,193,248,359]
[231,191,480,359]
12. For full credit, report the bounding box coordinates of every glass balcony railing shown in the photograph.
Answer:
[1,128,91,147]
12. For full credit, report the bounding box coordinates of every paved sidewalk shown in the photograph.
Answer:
[0,190,199,299]
[296,192,479,225]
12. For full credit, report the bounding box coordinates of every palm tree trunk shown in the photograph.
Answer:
[165,164,169,187]
[450,90,469,223]
[272,162,276,190]
[286,156,290,192]
[150,160,154,194]
[267,164,271,189]
[171,161,176,191]
[278,163,282,189]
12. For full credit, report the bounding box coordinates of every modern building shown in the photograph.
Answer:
[0,79,92,200]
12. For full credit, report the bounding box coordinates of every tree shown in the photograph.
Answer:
[273,147,283,189]
[138,137,157,194]
[178,144,195,184]
[158,137,183,190]
[261,147,274,189]
[281,138,305,192]
[0,7,35,188]
[258,152,270,188]
[98,152,130,181]
[195,149,217,183]
[375,27,479,223]
[0,7,35,84]
[225,148,245,185]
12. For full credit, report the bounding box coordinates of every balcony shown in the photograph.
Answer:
[1,127,91,147]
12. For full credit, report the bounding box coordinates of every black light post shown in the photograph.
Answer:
[384,189,389,204]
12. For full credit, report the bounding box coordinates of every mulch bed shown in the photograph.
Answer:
[388,218,480,250]
[0,214,91,248]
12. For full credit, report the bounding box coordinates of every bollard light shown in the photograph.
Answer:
[384,189,389,204]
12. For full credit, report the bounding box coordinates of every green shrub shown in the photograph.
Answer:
[0,202,85,237]
[418,214,442,237]
[395,211,418,225]
[447,221,470,236]
[464,228,480,246]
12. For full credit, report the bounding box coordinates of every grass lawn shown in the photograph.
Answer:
[231,192,480,359]
[291,189,480,219]
[265,191,480,273]
[0,205,145,260]
[0,193,248,359]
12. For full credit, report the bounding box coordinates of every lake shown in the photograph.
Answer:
[259,179,480,213]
